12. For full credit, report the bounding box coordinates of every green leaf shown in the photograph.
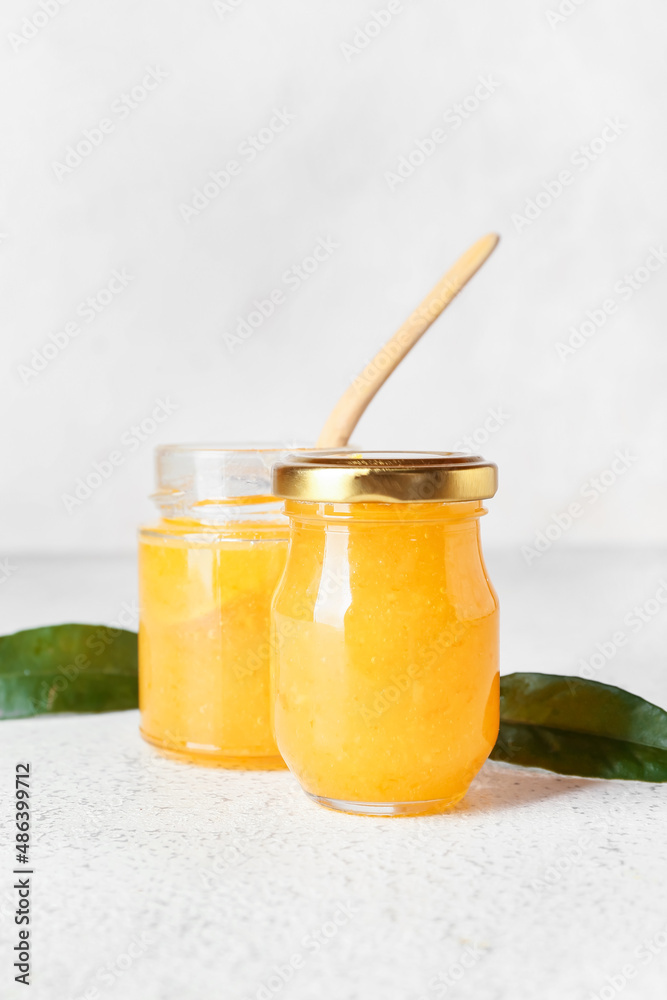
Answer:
[0,624,138,719]
[491,672,667,781]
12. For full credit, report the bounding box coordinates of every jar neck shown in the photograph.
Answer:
[283,499,486,525]
[150,443,309,526]
[153,494,286,526]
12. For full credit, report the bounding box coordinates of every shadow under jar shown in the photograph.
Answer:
[271,451,499,815]
[139,444,298,768]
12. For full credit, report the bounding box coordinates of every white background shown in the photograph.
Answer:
[1,0,666,554]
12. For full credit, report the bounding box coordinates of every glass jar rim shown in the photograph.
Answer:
[155,441,311,456]
[151,442,313,522]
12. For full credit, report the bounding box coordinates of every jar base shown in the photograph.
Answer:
[140,728,286,770]
[305,791,466,817]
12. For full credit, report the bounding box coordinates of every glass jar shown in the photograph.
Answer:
[139,444,298,768]
[271,452,499,815]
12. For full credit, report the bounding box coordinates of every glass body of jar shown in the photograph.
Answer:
[138,445,294,768]
[271,453,499,814]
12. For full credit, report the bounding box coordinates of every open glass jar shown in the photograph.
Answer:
[139,444,298,768]
[271,451,499,815]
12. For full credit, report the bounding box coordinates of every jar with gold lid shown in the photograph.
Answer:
[270,451,499,815]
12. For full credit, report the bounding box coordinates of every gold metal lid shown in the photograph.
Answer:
[272,451,498,503]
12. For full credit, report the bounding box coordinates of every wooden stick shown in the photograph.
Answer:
[316,233,500,449]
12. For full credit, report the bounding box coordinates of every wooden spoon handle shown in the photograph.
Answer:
[316,233,500,449]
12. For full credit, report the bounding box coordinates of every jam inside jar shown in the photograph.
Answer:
[139,444,297,768]
[271,452,499,814]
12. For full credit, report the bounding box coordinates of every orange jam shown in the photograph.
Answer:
[138,445,296,768]
[271,453,499,815]
[139,519,287,766]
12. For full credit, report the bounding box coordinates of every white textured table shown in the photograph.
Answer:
[1,550,667,1000]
